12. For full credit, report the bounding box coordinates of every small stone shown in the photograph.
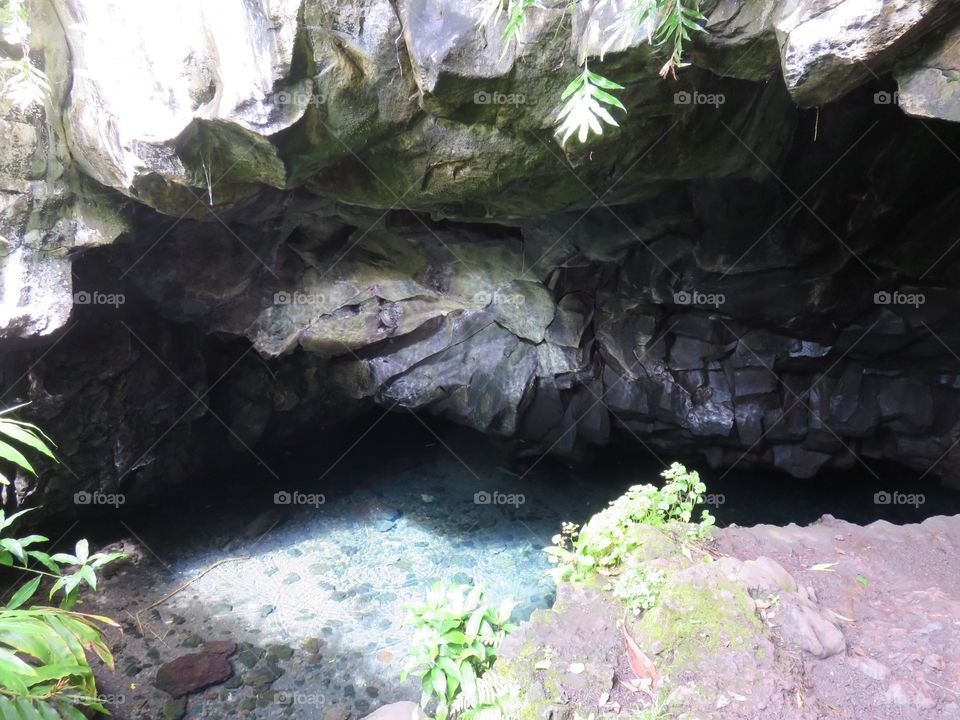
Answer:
[237,644,265,668]
[225,675,244,689]
[181,633,203,649]
[355,699,371,713]
[302,637,324,654]
[365,686,379,698]
[267,644,294,661]
[244,660,283,687]
[283,573,301,585]
[325,706,351,720]
[163,698,187,720]
[147,647,161,660]
[203,640,237,657]
[156,652,233,698]
[376,650,394,664]
[260,605,276,618]
[211,603,233,616]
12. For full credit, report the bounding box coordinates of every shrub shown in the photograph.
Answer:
[402,582,517,720]
[0,409,123,718]
[544,462,715,584]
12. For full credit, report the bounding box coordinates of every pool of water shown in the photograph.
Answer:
[61,417,960,718]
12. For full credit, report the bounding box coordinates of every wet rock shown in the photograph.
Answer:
[244,658,284,687]
[162,698,187,720]
[203,640,237,657]
[155,651,234,698]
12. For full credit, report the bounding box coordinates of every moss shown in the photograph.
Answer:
[633,567,765,675]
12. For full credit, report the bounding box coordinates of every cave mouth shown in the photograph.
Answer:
[43,413,960,709]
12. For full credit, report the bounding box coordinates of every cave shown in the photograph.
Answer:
[3,1,960,719]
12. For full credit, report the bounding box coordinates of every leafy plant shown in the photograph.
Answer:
[556,62,626,146]
[610,563,666,615]
[476,0,538,57]
[0,0,51,110]
[475,0,710,143]
[0,404,56,486]
[0,410,123,718]
[402,582,516,720]
[544,462,715,583]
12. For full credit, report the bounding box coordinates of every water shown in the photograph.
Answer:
[56,417,960,718]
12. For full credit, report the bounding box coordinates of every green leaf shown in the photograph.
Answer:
[7,577,42,611]
[0,422,55,460]
[0,440,36,475]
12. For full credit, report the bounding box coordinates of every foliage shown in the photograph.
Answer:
[556,63,625,146]
[0,405,56,485]
[402,582,517,720]
[0,0,51,110]
[0,411,123,718]
[544,463,715,583]
[610,563,666,615]
[475,0,709,144]
[475,0,538,57]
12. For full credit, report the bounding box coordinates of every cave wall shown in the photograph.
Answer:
[3,0,960,510]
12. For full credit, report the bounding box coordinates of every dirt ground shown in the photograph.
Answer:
[716,514,960,719]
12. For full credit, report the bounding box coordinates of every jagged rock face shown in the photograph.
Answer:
[4,1,960,509]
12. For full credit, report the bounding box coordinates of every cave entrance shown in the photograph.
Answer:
[58,414,960,717]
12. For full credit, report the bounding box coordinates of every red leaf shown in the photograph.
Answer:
[623,627,657,698]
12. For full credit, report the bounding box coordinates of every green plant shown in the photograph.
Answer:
[0,410,123,718]
[610,563,666,615]
[402,582,517,720]
[475,0,709,144]
[544,462,715,583]
[0,0,51,110]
